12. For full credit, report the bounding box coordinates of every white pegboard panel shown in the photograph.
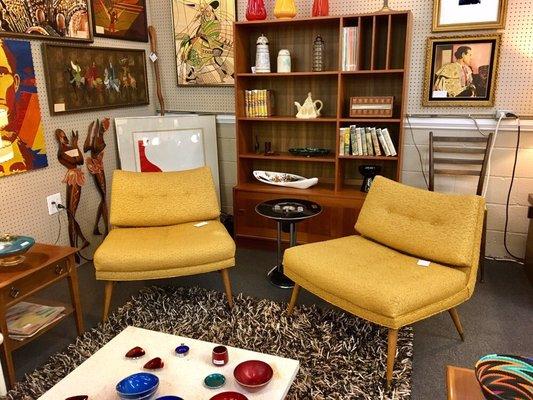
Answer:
[154,0,533,116]
[0,4,156,256]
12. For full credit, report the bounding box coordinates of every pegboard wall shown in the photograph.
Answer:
[150,0,533,115]
[0,7,156,256]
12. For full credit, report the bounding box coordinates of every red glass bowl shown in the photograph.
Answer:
[233,360,273,390]
[209,392,248,400]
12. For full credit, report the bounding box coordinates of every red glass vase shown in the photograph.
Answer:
[246,0,267,20]
[312,0,329,17]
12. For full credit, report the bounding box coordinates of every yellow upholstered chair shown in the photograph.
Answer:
[284,176,485,387]
[94,167,236,321]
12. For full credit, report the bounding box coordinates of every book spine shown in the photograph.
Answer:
[343,127,350,155]
[262,90,267,117]
[361,126,368,155]
[356,128,363,156]
[339,127,345,155]
[354,26,359,70]
[350,125,357,156]
[245,90,250,117]
[382,128,397,156]
[365,128,374,156]
[377,128,391,156]
[342,28,347,71]
[371,128,381,156]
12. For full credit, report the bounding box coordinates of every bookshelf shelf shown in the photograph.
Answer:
[234,11,412,243]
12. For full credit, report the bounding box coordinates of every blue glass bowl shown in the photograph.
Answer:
[116,372,159,397]
[155,397,184,400]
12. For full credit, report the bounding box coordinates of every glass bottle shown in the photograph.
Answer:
[312,35,326,72]
[246,0,267,21]
[312,0,329,17]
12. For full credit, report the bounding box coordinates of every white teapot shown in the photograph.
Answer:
[295,92,323,119]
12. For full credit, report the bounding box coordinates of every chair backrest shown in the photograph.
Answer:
[428,132,493,195]
[110,167,220,227]
[355,176,485,269]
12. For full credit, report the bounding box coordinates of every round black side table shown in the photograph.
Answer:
[255,198,322,288]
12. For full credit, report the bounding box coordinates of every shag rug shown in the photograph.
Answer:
[7,286,413,399]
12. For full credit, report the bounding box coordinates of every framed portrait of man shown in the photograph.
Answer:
[433,0,508,32]
[423,35,501,107]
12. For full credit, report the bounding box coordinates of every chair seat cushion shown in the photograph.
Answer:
[94,220,235,281]
[284,235,470,327]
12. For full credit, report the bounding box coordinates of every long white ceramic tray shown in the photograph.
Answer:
[253,170,318,189]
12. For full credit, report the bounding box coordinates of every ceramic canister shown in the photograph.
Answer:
[277,49,291,73]
[255,34,271,73]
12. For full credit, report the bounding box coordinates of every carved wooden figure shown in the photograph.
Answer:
[55,129,89,256]
[84,118,110,236]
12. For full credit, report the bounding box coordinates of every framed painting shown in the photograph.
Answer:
[423,35,501,107]
[43,44,149,114]
[92,0,149,42]
[433,0,508,32]
[171,0,235,86]
[0,0,93,42]
[0,39,48,177]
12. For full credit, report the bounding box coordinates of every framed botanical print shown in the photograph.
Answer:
[423,35,501,107]
[0,0,93,42]
[0,39,48,177]
[92,0,149,42]
[43,44,149,114]
[433,0,508,32]
[171,0,235,86]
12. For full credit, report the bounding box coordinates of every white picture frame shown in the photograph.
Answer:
[432,0,507,32]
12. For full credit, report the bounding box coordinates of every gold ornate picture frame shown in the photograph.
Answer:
[433,0,508,32]
[423,34,501,107]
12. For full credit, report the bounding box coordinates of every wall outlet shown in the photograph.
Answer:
[495,110,515,119]
[46,193,62,215]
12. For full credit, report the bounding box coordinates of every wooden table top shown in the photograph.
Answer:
[446,365,484,400]
[0,243,77,288]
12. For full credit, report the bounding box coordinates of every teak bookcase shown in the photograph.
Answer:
[233,11,412,244]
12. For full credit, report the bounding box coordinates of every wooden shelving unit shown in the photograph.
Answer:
[233,11,412,244]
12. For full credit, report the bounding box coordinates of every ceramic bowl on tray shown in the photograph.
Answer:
[234,360,274,390]
[116,372,159,400]
[0,234,35,266]
[253,170,318,189]
[209,392,249,400]
[475,354,533,400]
[288,147,330,157]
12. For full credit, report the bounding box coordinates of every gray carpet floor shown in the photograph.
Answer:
[8,248,533,399]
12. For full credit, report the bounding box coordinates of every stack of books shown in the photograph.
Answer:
[341,27,359,71]
[244,89,273,117]
[339,126,397,157]
[6,301,66,341]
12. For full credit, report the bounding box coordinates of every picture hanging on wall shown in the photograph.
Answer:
[423,35,501,107]
[43,44,149,114]
[432,0,508,32]
[0,39,48,177]
[91,0,149,42]
[171,0,235,86]
[0,0,93,42]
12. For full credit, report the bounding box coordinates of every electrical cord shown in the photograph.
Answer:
[468,114,490,137]
[406,115,428,188]
[53,211,61,245]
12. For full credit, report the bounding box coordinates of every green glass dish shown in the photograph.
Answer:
[204,373,226,389]
[288,148,330,157]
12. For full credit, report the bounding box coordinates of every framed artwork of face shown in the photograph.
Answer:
[433,0,508,32]
[0,0,93,42]
[423,35,501,107]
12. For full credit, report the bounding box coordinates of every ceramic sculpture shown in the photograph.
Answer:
[295,92,323,119]
[274,0,297,19]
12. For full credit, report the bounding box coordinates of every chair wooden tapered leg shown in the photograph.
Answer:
[448,307,465,341]
[287,284,301,315]
[102,281,115,322]
[220,268,233,309]
[479,210,487,283]
[386,328,398,388]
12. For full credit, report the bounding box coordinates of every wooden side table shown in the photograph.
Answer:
[0,243,84,388]
[446,365,484,400]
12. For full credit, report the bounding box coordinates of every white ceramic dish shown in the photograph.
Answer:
[253,170,318,189]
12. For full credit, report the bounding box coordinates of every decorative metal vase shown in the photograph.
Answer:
[246,0,267,21]
[312,0,329,16]
[274,0,297,19]
[312,35,326,72]
[255,35,271,73]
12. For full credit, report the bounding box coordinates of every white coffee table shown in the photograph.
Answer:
[38,326,299,399]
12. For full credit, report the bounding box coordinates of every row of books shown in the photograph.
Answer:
[341,27,359,71]
[339,126,397,157]
[6,301,65,341]
[244,90,274,117]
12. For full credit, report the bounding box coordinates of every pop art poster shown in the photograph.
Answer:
[0,39,47,177]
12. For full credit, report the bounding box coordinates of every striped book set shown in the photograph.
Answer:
[339,126,397,157]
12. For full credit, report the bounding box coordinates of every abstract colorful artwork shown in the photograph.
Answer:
[0,0,92,42]
[172,0,235,86]
[0,39,48,178]
[92,0,148,42]
[43,44,149,114]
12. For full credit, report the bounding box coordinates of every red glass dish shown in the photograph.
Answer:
[65,396,88,400]
[209,392,249,400]
[144,357,164,370]
[233,360,274,389]
[246,0,267,21]
[125,346,145,359]
[312,0,329,16]
[212,345,229,366]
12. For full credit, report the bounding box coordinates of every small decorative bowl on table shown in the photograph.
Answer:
[475,354,533,400]
[234,360,274,391]
[209,392,249,400]
[0,234,35,267]
[116,372,159,400]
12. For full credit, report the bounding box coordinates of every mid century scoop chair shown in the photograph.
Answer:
[284,176,485,387]
[94,167,236,321]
